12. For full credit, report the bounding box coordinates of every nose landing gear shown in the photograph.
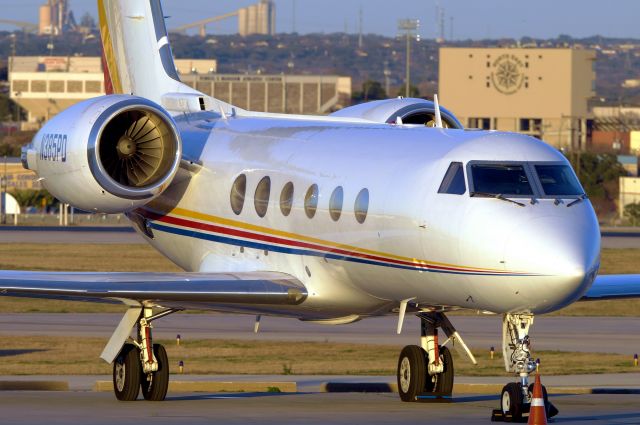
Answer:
[492,313,558,422]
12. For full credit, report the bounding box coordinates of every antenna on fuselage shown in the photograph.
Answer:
[433,94,443,128]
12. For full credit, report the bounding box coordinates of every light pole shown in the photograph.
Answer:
[1,156,7,225]
[398,19,419,98]
[383,61,391,98]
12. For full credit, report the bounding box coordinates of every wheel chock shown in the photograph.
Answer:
[491,409,507,422]
[491,409,529,423]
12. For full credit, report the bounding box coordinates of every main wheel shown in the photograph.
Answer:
[432,346,454,395]
[397,345,427,402]
[141,344,170,401]
[500,382,525,422]
[113,343,141,401]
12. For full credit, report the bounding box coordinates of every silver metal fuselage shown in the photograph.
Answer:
[139,112,600,320]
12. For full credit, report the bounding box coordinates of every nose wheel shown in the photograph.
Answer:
[499,382,525,421]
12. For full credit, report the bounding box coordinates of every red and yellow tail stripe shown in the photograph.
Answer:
[97,0,122,94]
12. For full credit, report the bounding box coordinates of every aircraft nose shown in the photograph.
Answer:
[504,215,600,304]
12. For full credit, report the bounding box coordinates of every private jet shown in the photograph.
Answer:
[2,0,639,421]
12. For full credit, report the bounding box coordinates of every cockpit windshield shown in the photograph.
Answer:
[534,165,584,196]
[470,164,533,196]
[461,161,585,199]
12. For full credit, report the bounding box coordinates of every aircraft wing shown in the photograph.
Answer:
[581,274,640,300]
[0,270,307,307]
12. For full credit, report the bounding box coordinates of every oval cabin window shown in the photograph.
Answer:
[280,181,294,216]
[304,184,319,219]
[354,188,369,224]
[254,176,271,218]
[329,186,344,221]
[230,174,247,215]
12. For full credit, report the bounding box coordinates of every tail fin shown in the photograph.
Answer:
[98,0,197,104]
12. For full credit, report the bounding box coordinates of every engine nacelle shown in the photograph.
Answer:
[331,97,464,129]
[22,95,182,213]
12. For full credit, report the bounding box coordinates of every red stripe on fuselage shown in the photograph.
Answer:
[141,210,512,275]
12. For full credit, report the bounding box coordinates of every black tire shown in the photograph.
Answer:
[433,346,454,395]
[397,345,427,402]
[141,344,170,401]
[500,382,525,422]
[113,343,141,401]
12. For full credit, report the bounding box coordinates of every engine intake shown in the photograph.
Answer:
[23,95,182,213]
[100,109,177,188]
[88,101,180,200]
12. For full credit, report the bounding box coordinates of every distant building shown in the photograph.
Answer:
[238,0,275,36]
[9,56,350,125]
[591,106,640,154]
[617,155,638,177]
[38,0,75,35]
[619,176,640,217]
[439,47,596,149]
[180,74,351,114]
[0,157,41,191]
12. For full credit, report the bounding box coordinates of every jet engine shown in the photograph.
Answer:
[21,95,182,213]
[331,97,464,128]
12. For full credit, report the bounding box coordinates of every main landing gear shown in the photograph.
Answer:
[493,313,558,422]
[397,312,476,402]
[112,308,175,401]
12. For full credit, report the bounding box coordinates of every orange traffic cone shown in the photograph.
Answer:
[528,373,547,425]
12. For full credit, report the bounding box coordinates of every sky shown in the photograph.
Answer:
[1,0,639,40]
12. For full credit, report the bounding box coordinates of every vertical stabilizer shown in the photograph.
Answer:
[98,0,198,104]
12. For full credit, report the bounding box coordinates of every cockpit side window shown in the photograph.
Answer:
[470,164,533,196]
[438,162,466,195]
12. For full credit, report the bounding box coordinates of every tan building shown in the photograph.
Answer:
[10,56,350,123]
[439,47,596,149]
[1,158,41,191]
[180,73,351,114]
[9,56,217,124]
[10,57,354,125]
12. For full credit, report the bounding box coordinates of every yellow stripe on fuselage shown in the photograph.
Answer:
[97,0,123,94]
[146,202,505,273]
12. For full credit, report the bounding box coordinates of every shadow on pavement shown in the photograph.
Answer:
[553,412,640,423]
[167,392,310,401]
[0,349,47,357]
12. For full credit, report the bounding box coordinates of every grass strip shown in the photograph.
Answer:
[0,336,638,376]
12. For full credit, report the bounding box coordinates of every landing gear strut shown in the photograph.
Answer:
[493,313,558,422]
[111,307,176,401]
[397,312,476,402]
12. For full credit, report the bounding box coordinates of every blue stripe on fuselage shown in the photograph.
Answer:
[150,222,529,277]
